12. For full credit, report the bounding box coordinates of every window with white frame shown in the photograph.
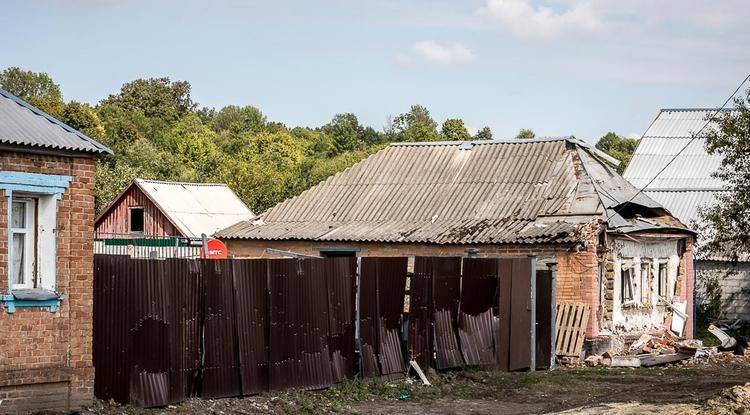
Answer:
[10,197,36,289]
[1,170,70,296]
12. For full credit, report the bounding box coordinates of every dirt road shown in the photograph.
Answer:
[85,357,750,414]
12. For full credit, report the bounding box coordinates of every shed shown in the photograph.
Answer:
[217,137,697,346]
[95,178,254,239]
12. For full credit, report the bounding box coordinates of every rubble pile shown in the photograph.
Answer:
[576,324,749,368]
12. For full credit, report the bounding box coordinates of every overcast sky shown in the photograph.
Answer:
[2,0,749,141]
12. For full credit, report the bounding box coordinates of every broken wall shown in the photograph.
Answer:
[602,236,692,336]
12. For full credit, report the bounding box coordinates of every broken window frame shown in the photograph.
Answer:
[620,264,636,305]
[639,260,651,306]
[657,262,668,300]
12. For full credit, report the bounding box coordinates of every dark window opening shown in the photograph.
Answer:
[621,267,634,303]
[130,207,144,233]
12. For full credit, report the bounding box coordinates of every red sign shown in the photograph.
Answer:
[200,238,228,259]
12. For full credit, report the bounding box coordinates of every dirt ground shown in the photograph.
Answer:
[84,355,750,415]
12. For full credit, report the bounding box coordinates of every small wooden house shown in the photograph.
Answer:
[95,179,254,239]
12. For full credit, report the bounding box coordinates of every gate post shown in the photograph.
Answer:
[549,262,557,369]
[529,255,536,372]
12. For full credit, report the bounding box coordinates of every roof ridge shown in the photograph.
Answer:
[0,86,113,154]
[136,178,230,186]
[389,136,575,147]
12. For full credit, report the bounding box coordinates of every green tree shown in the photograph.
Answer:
[60,101,106,140]
[387,105,440,142]
[698,91,750,259]
[99,77,195,123]
[595,132,638,173]
[474,126,493,140]
[322,113,361,154]
[0,67,64,116]
[441,118,471,141]
[516,128,536,139]
[211,105,266,134]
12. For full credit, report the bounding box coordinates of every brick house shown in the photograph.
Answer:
[0,88,111,413]
[217,138,696,349]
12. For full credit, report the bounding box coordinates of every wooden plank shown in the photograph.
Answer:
[554,302,590,357]
[639,353,691,367]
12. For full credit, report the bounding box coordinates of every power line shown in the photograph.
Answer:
[606,72,750,221]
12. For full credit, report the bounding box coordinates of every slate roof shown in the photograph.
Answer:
[0,87,112,154]
[217,137,690,245]
[623,108,727,226]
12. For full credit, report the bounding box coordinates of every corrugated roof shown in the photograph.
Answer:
[0,87,112,154]
[623,108,727,225]
[133,179,254,239]
[218,138,688,244]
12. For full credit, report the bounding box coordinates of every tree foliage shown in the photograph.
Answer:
[441,118,471,141]
[2,67,494,217]
[474,126,493,140]
[516,128,536,139]
[698,91,750,259]
[595,132,638,174]
[0,67,64,116]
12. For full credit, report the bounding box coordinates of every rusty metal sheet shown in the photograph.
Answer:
[509,258,531,371]
[232,259,269,394]
[360,257,408,378]
[496,258,533,372]
[166,258,201,403]
[459,258,500,367]
[201,259,241,398]
[496,258,513,371]
[431,257,464,370]
[325,257,357,382]
[407,257,433,370]
[268,259,334,391]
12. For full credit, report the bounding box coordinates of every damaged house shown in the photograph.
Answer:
[216,137,696,348]
[624,108,750,321]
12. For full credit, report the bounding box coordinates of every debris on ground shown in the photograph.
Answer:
[568,325,750,369]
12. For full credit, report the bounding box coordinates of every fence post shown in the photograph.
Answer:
[549,262,558,369]
[355,256,362,376]
[529,255,536,372]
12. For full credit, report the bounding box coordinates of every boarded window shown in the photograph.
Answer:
[130,207,144,233]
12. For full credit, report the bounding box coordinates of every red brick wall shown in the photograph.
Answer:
[555,243,599,337]
[0,151,96,413]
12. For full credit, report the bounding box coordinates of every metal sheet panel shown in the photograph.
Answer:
[359,257,407,378]
[459,258,499,367]
[509,258,532,371]
[324,258,357,382]
[232,259,269,394]
[408,257,433,370]
[201,260,241,399]
[431,257,464,370]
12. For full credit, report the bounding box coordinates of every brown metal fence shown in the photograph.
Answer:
[93,254,552,407]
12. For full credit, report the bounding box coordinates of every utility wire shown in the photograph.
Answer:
[606,72,750,221]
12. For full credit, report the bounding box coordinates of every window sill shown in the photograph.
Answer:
[1,290,64,314]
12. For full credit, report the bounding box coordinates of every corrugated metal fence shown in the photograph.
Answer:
[93,255,552,407]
